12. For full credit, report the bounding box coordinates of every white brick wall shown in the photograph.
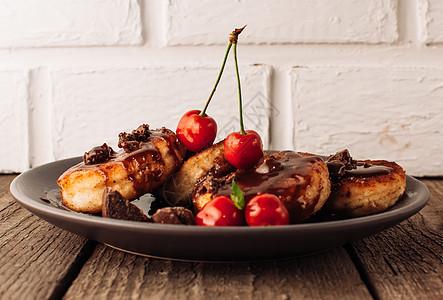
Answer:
[49,65,271,159]
[291,66,443,176]
[419,0,443,44]
[0,0,142,47]
[166,0,399,45]
[0,0,442,176]
[0,70,29,172]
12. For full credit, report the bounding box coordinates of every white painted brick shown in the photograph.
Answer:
[50,65,271,159]
[166,0,398,45]
[418,0,443,44]
[0,0,142,47]
[0,70,29,173]
[290,66,443,176]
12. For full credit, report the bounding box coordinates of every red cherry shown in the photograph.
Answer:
[195,196,243,226]
[245,193,290,226]
[176,29,245,153]
[224,130,263,169]
[176,110,217,152]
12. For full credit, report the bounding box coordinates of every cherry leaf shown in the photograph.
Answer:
[230,179,245,210]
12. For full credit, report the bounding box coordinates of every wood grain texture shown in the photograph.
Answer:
[249,248,372,300]
[64,245,180,300]
[64,245,372,300]
[0,174,15,198]
[0,175,92,300]
[349,179,443,299]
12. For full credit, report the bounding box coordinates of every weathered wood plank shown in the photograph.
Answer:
[64,245,176,300]
[0,174,16,198]
[64,244,372,300]
[249,248,372,300]
[0,175,93,300]
[350,179,443,299]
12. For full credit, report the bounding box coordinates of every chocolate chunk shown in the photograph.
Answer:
[152,207,195,225]
[326,149,355,166]
[208,156,236,177]
[83,143,114,165]
[118,124,152,152]
[192,172,235,201]
[326,149,357,180]
[191,160,236,201]
[102,188,150,222]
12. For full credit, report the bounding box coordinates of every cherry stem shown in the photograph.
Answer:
[200,43,232,117]
[233,43,246,135]
[200,25,246,118]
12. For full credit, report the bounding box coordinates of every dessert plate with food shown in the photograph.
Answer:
[10,27,429,261]
[10,124,429,261]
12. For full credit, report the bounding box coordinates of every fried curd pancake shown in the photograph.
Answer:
[160,141,235,206]
[57,125,186,213]
[324,150,406,217]
[192,151,331,224]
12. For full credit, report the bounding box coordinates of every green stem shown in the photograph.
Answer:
[200,43,233,117]
[233,43,246,135]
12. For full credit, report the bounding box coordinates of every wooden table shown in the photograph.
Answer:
[1,175,441,299]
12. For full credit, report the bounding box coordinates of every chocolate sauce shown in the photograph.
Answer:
[43,188,164,217]
[60,127,178,196]
[41,189,76,212]
[152,207,195,225]
[216,151,324,223]
[326,149,356,178]
[326,149,393,182]
[115,129,175,194]
[83,143,115,165]
[344,162,393,178]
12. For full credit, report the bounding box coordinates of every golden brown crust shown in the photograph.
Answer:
[57,127,186,213]
[324,160,406,217]
[159,140,235,206]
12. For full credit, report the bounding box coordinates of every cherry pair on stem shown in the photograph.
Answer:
[195,181,290,226]
[176,26,263,169]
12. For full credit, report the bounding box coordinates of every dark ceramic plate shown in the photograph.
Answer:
[10,156,429,262]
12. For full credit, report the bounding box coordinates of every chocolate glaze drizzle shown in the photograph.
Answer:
[345,162,393,178]
[215,151,324,223]
[62,125,184,196]
[326,149,393,182]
